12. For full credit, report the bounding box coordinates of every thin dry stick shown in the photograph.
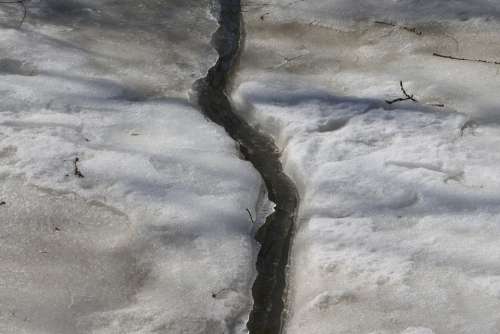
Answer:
[212,288,231,298]
[386,81,418,104]
[402,26,422,36]
[73,157,84,178]
[375,20,396,28]
[246,208,256,224]
[259,12,270,21]
[433,52,500,65]
[270,53,307,69]
[375,21,422,36]
[459,120,478,137]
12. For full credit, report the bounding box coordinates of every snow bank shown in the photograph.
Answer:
[0,100,261,334]
[234,80,500,333]
[0,1,261,333]
[235,2,500,333]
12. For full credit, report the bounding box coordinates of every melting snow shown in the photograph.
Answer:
[234,0,500,333]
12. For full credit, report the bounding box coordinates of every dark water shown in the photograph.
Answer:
[194,1,299,333]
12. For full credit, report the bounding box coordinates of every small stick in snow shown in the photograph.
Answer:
[433,52,500,65]
[0,200,6,206]
[386,81,418,105]
[73,157,84,178]
[285,0,305,8]
[212,288,231,298]
[402,25,423,36]
[271,53,307,69]
[374,20,396,27]
[374,21,422,36]
[260,12,270,21]
[246,208,256,224]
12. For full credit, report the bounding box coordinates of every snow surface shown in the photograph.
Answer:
[235,81,500,334]
[0,1,261,333]
[235,1,500,333]
[238,0,500,122]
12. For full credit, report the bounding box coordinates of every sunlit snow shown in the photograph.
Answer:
[0,1,261,333]
[235,1,500,333]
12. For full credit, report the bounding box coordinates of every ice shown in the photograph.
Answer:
[0,1,261,333]
[234,1,500,332]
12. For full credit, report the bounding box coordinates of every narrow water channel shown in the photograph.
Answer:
[193,1,299,333]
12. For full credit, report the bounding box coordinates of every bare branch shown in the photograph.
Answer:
[386,81,418,104]
[433,52,500,65]
[246,208,256,224]
[375,20,422,36]
[73,157,84,178]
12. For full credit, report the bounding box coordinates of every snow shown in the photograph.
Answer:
[234,1,500,333]
[0,1,261,333]
[235,81,500,334]
[237,0,500,122]
[3,0,500,333]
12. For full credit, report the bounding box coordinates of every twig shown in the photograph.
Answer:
[270,53,307,69]
[246,208,256,224]
[0,200,6,206]
[401,25,422,36]
[433,52,500,65]
[386,81,418,104]
[375,20,422,36]
[0,0,27,28]
[375,20,396,27]
[73,157,84,178]
[212,288,231,298]
[259,12,269,21]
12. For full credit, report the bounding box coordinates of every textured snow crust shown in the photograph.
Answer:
[235,80,500,334]
[235,1,500,333]
[0,1,261,333]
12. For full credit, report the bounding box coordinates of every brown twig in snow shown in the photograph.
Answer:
[260,12,270,21]
[73,157,84,178]
[375,21,422,36]
[433,52,500,65]
[269,52,308,69]
[386,81,418,104]
[212,288,231,298]
[246,208,256,224]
